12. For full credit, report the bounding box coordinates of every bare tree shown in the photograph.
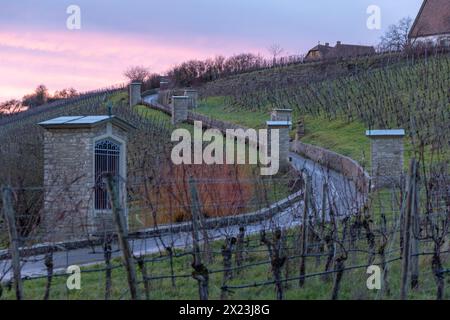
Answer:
[22,84,49,108]
[35,85,49,105]
[0,99,23,115]
[379,17,413,52]
[123,66,150,83]
[53,88,78,99]
[268,44,284,65]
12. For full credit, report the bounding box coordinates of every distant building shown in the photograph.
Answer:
[305,41,375,61]
[409,0,450,47]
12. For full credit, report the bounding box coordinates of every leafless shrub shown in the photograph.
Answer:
[123,66,151,83]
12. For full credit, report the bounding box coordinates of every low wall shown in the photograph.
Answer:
[291,140,370,193]
[133,190,301,239]
[0,191,301,260]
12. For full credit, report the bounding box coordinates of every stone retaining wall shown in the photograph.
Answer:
[0,190,301,260]
[132,189,301,239]
[291,140,370,193]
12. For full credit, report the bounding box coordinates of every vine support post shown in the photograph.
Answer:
[299,173,311,287]
[235,226,246,273]
[2,185,23,300]
[188,176,209,300]
[43,251,54,300]
[105,174,140,300]
[410,173,420,290]
[400,159,417,300]
[220,237,235,300]
[103,237,113,300]
[137,256,150,300]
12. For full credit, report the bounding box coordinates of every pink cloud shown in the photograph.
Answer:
[0,28,263,101]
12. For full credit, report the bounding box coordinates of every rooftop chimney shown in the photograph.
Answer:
[325,42,330,47]
[336,41,342,46]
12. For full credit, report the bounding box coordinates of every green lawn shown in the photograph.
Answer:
[195,97,371,165]
[196,97,270,129]
[300,115,370,167]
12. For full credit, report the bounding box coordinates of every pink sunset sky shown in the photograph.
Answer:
[0,0,422,102]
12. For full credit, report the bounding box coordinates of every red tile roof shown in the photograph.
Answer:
[409,0,450,38]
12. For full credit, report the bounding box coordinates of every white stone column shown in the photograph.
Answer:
[129,82,142,107]
[184,89,199,109]
[366,129,405,189]
[267,120,292,171]
[171,96,189,124]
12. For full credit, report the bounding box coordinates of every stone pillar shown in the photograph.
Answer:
[129,81,142,107]
[171,96,189,124]
[267,120,292,171]
[271,109,292,122]
[295,117,305,140]
[366,129,405,189]
[184,89,199,109]
[160,81,169,91]
[158,90,171,106]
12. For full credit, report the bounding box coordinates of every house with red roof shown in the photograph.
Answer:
[409,0,450,46]
[305,41,375,61]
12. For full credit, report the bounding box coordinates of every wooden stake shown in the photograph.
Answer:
[188,177,209,300]
[220,237,235,300]
[235,226,245,272]
[103,238,113,300]
[43,251,53,300]
[410,174,420,290]
[299,173,311,287]
[166,246,176,288]
[400,159,416,300]
[105,174,140,300]
[137,256,150,300]
[2,186,23,300]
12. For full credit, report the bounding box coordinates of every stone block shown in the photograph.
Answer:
[366,129,405,189]
[171,96,189,124]
[129,82,142,107]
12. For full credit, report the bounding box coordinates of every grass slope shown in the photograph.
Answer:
[195,97,373,168]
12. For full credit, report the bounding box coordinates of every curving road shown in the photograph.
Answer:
[0,95,362,283]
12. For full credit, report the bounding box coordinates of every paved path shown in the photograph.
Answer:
[0,95,361,282]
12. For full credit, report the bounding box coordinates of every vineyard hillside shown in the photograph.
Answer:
[198,50,450,169]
